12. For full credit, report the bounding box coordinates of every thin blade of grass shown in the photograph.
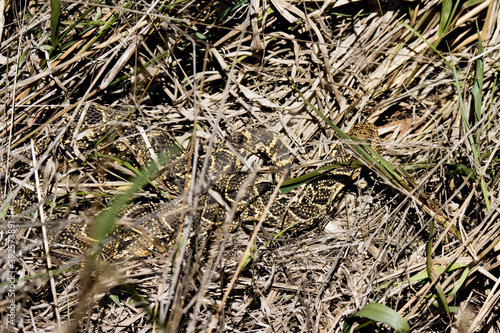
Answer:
[438,0,460,40]
[342,303,410,333]
[471,31,491,212]
[92,151,172,247]
[50,0,62,50]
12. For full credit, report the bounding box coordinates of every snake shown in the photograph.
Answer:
[12,105,381,264]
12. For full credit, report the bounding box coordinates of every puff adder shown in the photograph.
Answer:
[46,106,381,262]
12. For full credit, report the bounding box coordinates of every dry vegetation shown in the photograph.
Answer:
[1,0,499,331]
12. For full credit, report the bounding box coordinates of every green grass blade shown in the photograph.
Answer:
[410,263,469,283]
[465,0,487,6]
[50,0,62,51]
[342,303,410,333]
[401,23,449,66]
[472,32,484,130]
[0,194,10,219]
[471,31,491,212]
[97,154,161,192]
[447,265,470,297]
[109,294,123,307]
[82,1,133,54]
[57,5,96,48]
[410,263,469,300]
[93,164,154,244]
[92,150,174,249]
[438,0,460,40]
[439,0,452,39]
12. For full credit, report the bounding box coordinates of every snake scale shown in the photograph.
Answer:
[23,105,381,264]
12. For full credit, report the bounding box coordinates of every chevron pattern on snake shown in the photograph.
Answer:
[49,106,381,262]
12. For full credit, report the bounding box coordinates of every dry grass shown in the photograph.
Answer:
[1,0,499,332]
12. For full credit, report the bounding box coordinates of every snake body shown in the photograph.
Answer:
[23,105,381,262]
